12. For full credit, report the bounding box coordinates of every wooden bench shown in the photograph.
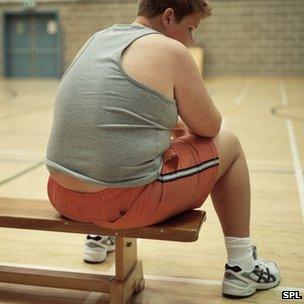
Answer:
[0,197,206,304]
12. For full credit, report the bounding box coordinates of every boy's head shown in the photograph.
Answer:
[137,0,212,23]
[136,0,212,46]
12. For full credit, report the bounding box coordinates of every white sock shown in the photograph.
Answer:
[225,236,257,272]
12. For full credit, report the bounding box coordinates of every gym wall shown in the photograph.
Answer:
[0,0,303,77]
[198,0,304,76]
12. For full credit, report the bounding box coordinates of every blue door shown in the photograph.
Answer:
[6,15,31,77]
[5,13,60,78]
[36,14,60,77]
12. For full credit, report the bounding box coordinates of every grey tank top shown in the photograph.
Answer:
[46,24,178,187]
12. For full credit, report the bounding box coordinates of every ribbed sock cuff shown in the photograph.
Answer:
[225,236,256,272]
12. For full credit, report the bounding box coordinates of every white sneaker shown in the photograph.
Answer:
[222,245,280,298]
[83,235,115,263]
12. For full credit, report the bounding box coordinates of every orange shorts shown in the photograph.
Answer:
[47,134,219,229]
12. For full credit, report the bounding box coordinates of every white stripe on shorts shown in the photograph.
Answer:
[157,158,219,183]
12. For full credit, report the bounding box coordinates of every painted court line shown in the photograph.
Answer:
[2,262,302,300]
[233,85,251,105]
[0,161,44,186]
[85,279,304,304]
[279,83,304,221]
[145,275,304,293]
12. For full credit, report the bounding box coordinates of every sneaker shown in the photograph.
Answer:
[83,235,115,264]
[222,245,280,298]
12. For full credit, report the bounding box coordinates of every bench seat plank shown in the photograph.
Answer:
[0,197,206,242]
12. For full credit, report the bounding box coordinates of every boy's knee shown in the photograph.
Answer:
[215,127,242,152]
[223,127,240,144]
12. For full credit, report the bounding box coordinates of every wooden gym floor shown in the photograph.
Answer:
[0,77,303,303]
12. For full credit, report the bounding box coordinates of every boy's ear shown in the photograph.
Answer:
[161,8,175,28]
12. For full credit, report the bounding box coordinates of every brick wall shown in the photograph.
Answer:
[0,0,303,77]
[197,0,304,76]
[58,1,137,72]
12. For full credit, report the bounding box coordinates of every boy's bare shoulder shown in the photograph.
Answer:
[122,32,191,90]
[138,33,184,47]
[132,33,188,62]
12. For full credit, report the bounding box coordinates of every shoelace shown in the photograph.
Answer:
[104,236,115,246]
[253,245,268,268]
[252,266,276,283]
[251,244,277,283]
[252,244,258,260]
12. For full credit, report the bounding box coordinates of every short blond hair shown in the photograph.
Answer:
[137,0,212,23]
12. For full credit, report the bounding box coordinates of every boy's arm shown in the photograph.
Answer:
[169,42,222,138]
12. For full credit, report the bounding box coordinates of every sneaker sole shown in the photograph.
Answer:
[222,279,281,298]
[83,259,105,264]
[107,246,115,252]
[83,247,115,263]
[83,250,107,264]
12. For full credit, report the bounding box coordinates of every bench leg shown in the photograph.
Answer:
[110,237,144,304]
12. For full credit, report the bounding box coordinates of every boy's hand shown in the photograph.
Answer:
[171,117,192,139]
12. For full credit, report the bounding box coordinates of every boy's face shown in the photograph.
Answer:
[163,11,202,47]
